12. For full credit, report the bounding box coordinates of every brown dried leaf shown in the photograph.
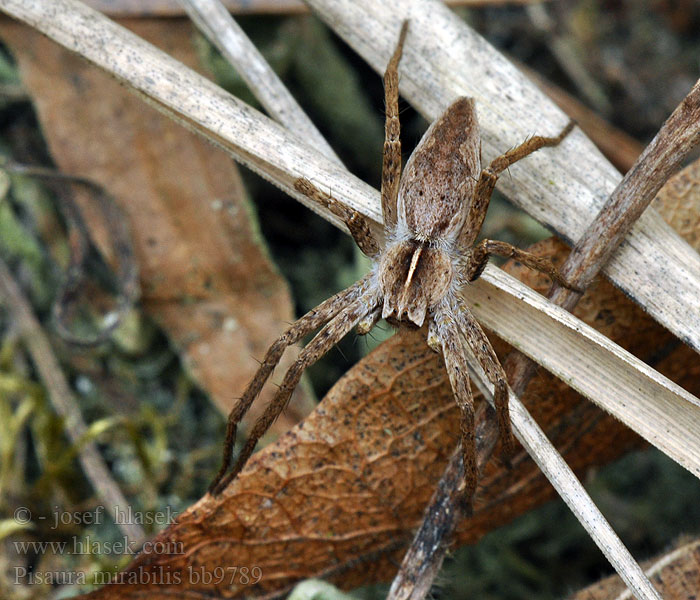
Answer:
[570,538,700,600]
[1,20,312,428]
[72,227,700,598]
[652,155,700,250]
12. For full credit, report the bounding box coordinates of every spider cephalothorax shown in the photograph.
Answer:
[210,22,576,505]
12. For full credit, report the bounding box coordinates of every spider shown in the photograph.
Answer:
[209,22,577,505]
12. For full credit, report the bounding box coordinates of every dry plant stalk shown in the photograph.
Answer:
[181,0,341,162]
[0,256,145,546]
[505,77,700,423]
[84,0,553,18]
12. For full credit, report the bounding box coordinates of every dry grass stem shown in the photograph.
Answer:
[181,0,341,162]
[555,77,700,300]
[461,347,662,600]
[0,256,145,545]
[85,0,552,18]
[504,75,700,438]
[388,407,494,600]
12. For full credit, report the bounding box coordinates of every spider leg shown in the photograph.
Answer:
[464,239,582,291]
[459,120,575,248]
[294,178,379,258]
[356,306,382,335]
[449,294,516,461]
[212,290,381,494]
[430,306,478,511]
[381,21,408,230]
[209,276,373,495]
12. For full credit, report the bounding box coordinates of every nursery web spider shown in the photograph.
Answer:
[209,22,576,505]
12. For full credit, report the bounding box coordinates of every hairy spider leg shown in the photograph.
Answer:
[209,276,372,494]
[295,178,379,257]
[381,20,408,230]
[450,294,513,461]
[429,305,478,511]
[459,120,575,249]
[212,288,380,494]
[465,239,583,290]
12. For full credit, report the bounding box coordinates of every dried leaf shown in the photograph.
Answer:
[1,20,312,428]
[570,538,700,600]
[652,155,700,250]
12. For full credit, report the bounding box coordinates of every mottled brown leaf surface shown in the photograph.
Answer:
[570,538,700,600]
[72,226,700,598]
[0,20,312,428]
[652,156,700,250]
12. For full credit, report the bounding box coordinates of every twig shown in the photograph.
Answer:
[554,77,700,303]
[504,75,700,393]
[0,256,145,545]
[387,451,467,600]
[180,0,342,164]
[468,353,662,600]
[391,75,700,600]
[388,406,495,600]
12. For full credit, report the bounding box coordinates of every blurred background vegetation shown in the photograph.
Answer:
[1,1,699,598]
